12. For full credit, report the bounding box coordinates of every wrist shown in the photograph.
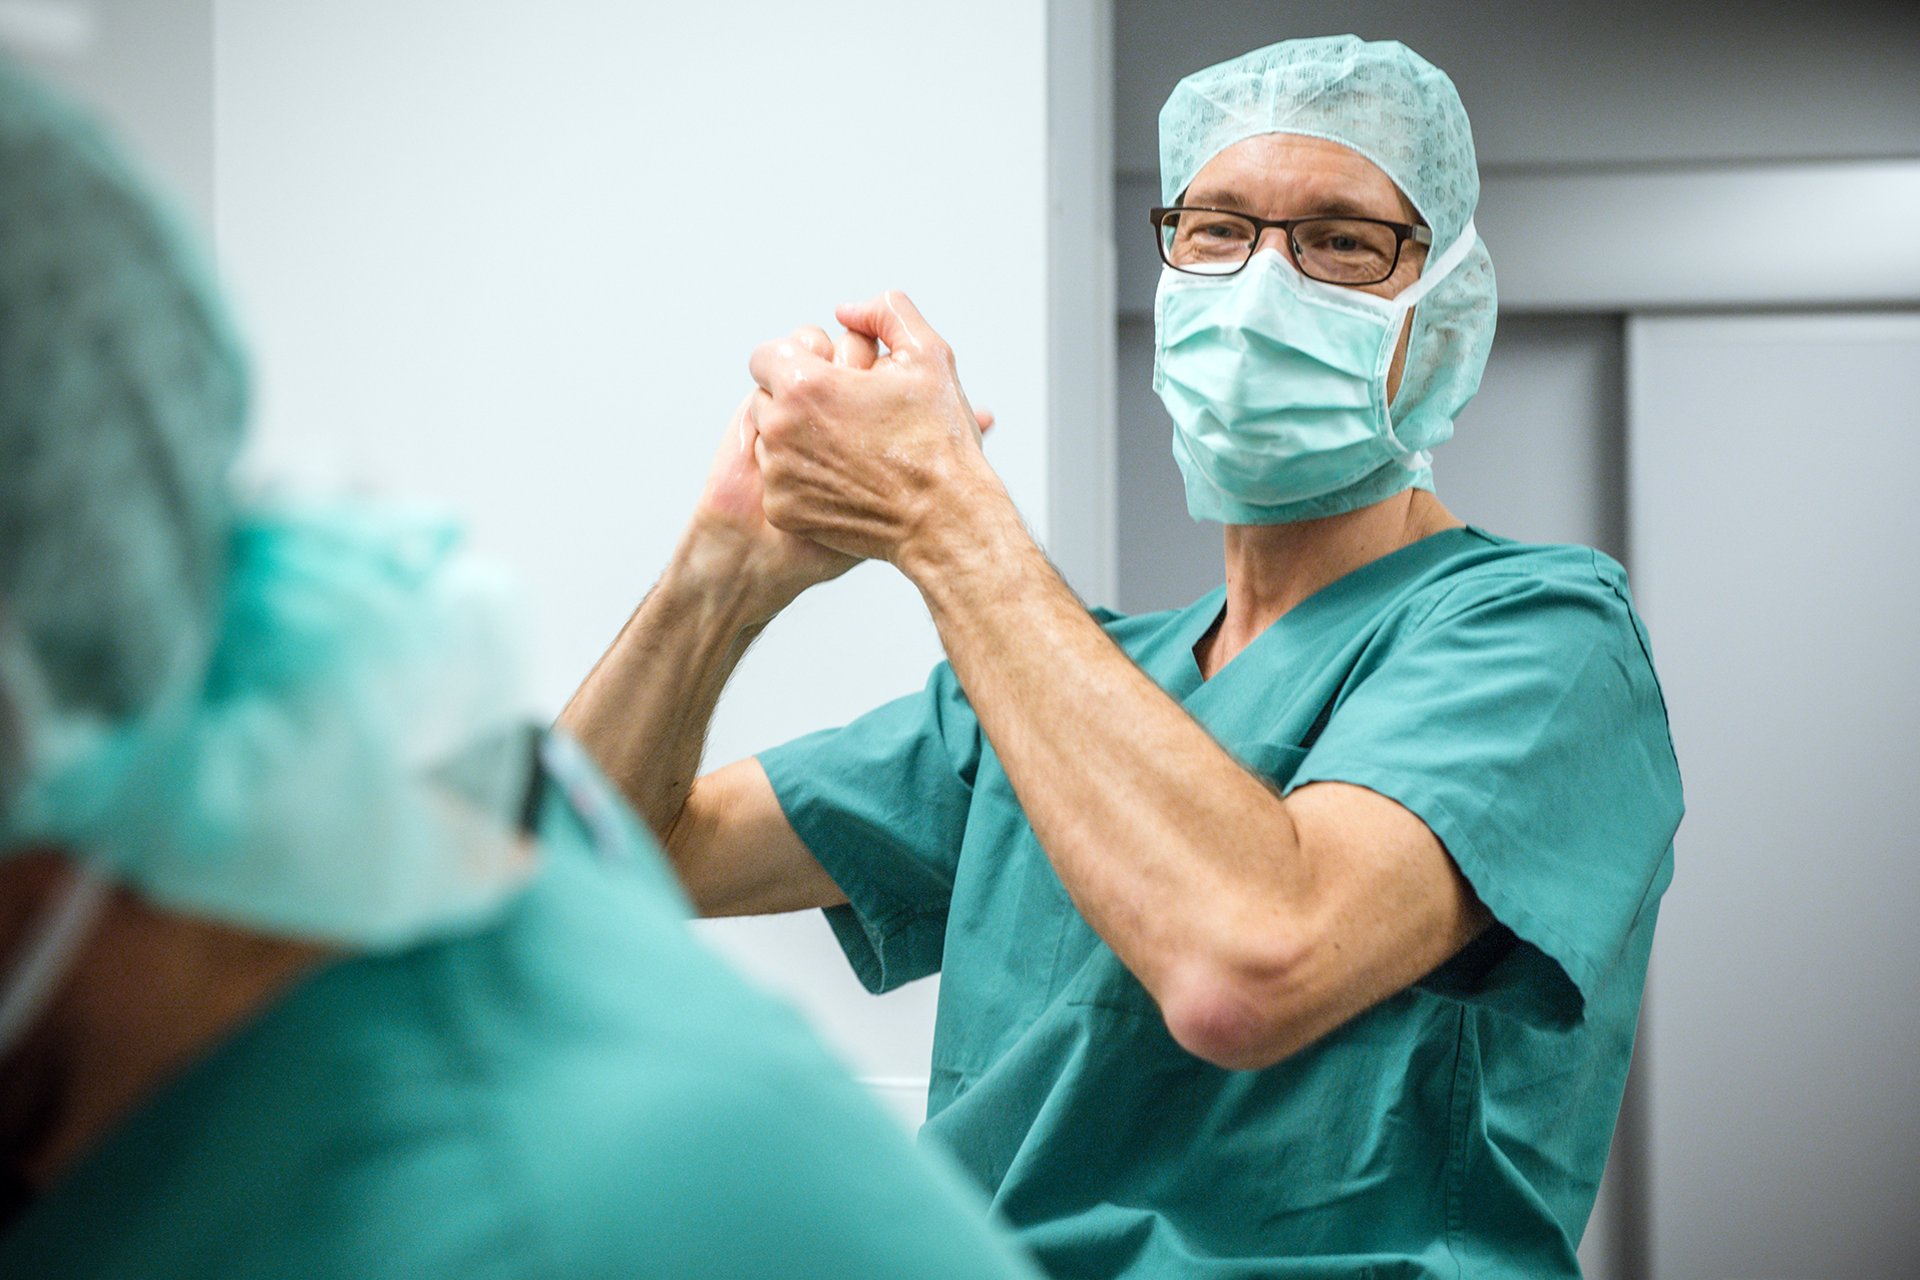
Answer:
[893,464,1032,598]
[666,522,793,631]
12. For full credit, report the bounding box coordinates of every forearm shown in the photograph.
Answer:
[896,489,1311,1001]
[557,531,773,843]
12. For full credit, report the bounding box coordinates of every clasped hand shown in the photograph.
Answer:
[743,292,998,571]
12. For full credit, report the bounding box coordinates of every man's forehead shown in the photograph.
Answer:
[1184,132,1417,222]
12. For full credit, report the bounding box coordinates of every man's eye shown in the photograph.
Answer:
[1301,231,1369,254]
[1298,221,1393,261]
[1192,219,1249,241]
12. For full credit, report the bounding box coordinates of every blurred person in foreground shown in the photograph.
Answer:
[566,34,1684,1279]
[0,58,1042,1280]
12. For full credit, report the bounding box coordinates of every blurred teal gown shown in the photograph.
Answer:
[0,737,1045,1280]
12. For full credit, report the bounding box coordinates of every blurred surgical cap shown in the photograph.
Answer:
[1159,34,1497,461]
[0,59,534,947]
[0,56,246,734]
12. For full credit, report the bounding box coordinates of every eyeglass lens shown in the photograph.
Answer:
[1161,211,1402,285]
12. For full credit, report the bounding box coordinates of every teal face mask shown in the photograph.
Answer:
[1152,223,1477,523]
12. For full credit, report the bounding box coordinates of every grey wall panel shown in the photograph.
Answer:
[1439,313,1623,555]
[1474,161,1920,313]
[1113,0,1920,177]
[1629,312,1920,1280]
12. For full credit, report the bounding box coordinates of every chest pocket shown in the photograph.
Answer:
[1057,738,1313,1020]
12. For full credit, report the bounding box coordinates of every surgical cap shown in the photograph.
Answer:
[0,61,244,728]
[0,59,534,948]
[1159,35,1497,503]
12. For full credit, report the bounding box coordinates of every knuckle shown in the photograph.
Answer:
[785,366,831,405]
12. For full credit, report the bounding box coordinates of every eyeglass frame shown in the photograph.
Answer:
[1149,205,1434,285]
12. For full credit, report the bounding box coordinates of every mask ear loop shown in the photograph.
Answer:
[0,863,112,1060]
[1397,220,1479,312]
[1382,220,1481,466]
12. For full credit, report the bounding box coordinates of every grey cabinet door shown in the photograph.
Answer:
[1629,312,1920,1280]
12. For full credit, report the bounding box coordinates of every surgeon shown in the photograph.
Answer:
[0,58,1045,1280]
[566,34,1683,1280]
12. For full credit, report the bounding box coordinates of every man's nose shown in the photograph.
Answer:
[1251,226,1298,269]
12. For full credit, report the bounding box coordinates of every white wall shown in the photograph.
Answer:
[212,0,1056,1111]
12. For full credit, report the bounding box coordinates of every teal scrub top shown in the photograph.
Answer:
[759,527,1684,1279]
[0,736,1045,1280]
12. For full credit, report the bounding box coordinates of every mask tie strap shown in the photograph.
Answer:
[1395,219,1478,312]
[1381,220,1481,466]
[0,863,112,1059]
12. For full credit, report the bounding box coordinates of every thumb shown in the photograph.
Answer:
[835,291,943,358]
[734,392,760,452]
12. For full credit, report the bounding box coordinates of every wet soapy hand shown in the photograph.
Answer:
[745,291,1005,567]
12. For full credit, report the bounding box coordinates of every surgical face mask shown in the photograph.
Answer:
[1152,222,1477,522]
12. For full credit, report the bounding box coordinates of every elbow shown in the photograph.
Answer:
[1156,929,1319,1071]
[660,783,724,916]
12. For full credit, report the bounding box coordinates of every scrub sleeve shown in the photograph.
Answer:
[760,662,982,994]
[1289,552,1683,1029]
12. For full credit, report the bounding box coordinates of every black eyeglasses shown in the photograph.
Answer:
[1150,206,1432,286]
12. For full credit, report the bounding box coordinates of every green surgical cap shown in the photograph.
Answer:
[0,59,536,948]
[1158,35,1498,498]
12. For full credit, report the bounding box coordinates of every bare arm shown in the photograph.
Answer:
[559,329,870,915]
[559,534,766,842]
[745,293,1490,1069]
[557,542,846,916]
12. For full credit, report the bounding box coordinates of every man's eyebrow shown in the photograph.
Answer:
[1181,190,1408,222]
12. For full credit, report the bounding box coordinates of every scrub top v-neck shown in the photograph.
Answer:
[759,526,1683,1279]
